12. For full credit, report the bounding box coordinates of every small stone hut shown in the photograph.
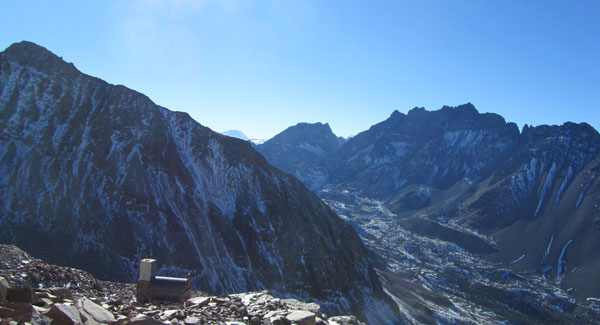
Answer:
[136,259,191,303]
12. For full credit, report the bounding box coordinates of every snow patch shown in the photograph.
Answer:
[542,235,553,263]
[576,171,597,208]
[553,166,573,209]
[534,162,557,218]
[557,239,573,282]
[510,254,525,265]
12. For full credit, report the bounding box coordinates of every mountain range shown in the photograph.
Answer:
[257,103,600,304]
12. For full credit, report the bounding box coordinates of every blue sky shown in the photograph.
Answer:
[1,1,598,139]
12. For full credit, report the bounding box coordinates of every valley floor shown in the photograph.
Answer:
[320,185,600,324]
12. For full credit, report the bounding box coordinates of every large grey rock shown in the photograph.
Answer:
[286,310,316,325]
[79,309,102,325]
[186,296,210,308]
[44,303,82,324]
[184,316,201,325]
[129,315,164,325]
[281,298,321,316]
[78,297,115,323]
[327,316,363,325]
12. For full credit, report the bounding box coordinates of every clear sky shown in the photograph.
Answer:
[1,1,598,139]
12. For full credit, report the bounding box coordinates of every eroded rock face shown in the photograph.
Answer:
[0,42,396,322]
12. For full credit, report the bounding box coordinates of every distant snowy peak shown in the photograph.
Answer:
[221,130,249,141]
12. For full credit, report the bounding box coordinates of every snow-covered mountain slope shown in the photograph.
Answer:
[0,41,398,323]
[257,122,344,191]
[221,129,249,141]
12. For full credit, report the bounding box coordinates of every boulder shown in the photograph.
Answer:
[129,315,165,325]
[281,299,321,316]
[9,304,51,324]
[186,296,210,308]
[161,309,182,320]
[327,316,363,325]
[79,308,103,325]
[286,310,316,325]
[262,315,290,325]
[184,316,201,324]
[44,303,82,324]
[78,297,116,323]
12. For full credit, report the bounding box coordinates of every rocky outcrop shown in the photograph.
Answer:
[0,42,396,322]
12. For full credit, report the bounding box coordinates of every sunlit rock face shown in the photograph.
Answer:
[0,41,397,323]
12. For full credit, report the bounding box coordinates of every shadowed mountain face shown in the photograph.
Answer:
[0,41,397,323]
[257,104,600,301]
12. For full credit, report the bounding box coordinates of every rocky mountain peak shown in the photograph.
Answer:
[441,102,477,113]
[271,122,336,143]
[2,41,79,77]
[256,122,344,191]
[523,122,600,147]
[405,106,428,118]
[388,109,405,120]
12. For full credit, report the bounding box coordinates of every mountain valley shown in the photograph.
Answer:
[257,104,600,323]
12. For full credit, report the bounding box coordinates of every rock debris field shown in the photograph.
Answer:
[0,245,363,325]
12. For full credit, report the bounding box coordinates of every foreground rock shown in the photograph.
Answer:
[0,244,365,324]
